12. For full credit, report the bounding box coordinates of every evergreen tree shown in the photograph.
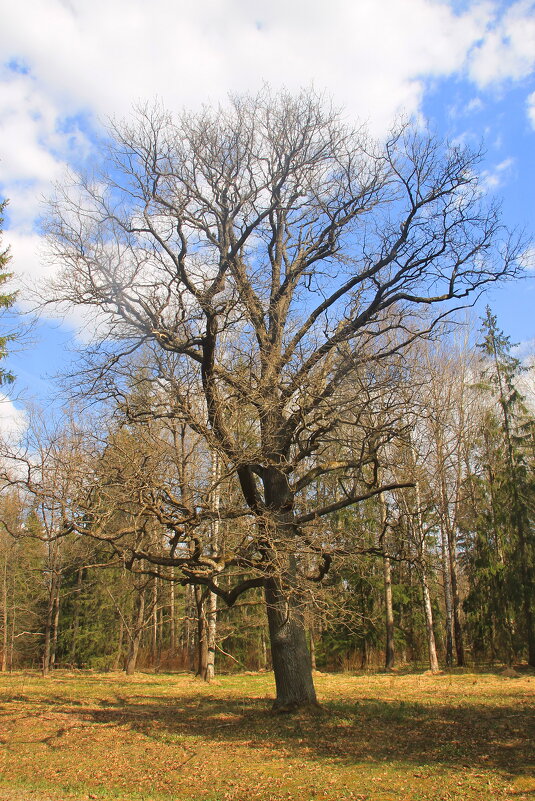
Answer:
[464,309,535,665]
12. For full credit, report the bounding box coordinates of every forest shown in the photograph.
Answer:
[1,309,534,682]
[0,91,533,703]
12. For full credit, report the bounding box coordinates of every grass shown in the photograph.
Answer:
[0,668,534,800]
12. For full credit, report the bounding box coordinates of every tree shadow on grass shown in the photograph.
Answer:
[45,692,532,779]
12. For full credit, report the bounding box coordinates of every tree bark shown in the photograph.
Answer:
[265,576,317,710]
[447,527,465,666]
[440,525,454,667]
[422,569,440,673]
[383,554,395,670]
[125,587,145,675]
[194,584,208,679]
[1,553,7,673]
[50,580,61,668]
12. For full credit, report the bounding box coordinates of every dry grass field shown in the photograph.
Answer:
[0,669,533,801]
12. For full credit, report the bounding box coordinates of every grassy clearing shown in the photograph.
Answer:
[0,668,533,800]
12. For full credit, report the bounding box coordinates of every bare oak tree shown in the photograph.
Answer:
[44,89,521,708]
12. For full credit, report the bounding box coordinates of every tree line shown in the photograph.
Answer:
[1,311,533,681]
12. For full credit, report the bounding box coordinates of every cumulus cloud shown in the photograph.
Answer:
[0,0,533,333]
[0,394,27,444]
[468,0,535,86]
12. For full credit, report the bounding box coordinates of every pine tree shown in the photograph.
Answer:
[469,308,535,665]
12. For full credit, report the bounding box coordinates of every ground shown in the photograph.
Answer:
[0,669,533,800]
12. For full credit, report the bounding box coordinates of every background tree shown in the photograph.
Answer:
[462,310,535,666]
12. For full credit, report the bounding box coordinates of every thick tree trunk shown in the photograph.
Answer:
[265,577,317,710]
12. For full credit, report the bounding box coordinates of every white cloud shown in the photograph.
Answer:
[0,0,497,135]
[0,0,533,335]
[479,155,515,190]
[468,0,535,86]
[0,394,27,444]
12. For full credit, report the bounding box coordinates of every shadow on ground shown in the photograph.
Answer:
[14,689,532,779]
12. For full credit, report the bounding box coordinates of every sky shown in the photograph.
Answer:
[0,0,534,425]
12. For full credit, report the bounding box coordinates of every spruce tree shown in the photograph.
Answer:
[474,308,535,665]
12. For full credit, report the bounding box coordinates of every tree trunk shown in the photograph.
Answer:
[194,584,208,679]
[42,574,57,676]
[383,554,395,670]
[151,578,158,666]
[114,617,124,670]
[70,568,83,664]
[50,580,61,668]
[440,526,454,668]
[422,569,440,673]
[1,554,7,673]
[447,527,465,666]
[309,623,317,671]
[169,571,176,654]
[264,576,317,710]
[125,588,145,675]
[205,453,220,682]
[205,588,217,682]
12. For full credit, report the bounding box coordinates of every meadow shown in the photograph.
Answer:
[0,669,533,801]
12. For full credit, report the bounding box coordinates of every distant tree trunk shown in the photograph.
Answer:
[42,573,58,676]
[169,571,176,655]
[421,569,440,673]
[383,554,395,670]
[205,453,221,683]
[440,526,454,668]
[260,628,268,670]
[50,580,61,668]
[151,578,158,666]
[309,623,317,671]
[125,587,145,675]
[409,438,440,674]
[1,554,7,673]
[194,585,208,679]
[205,590,217,682]
[114,616,124,670]
[69,568,83,664]
[447,526,465,667]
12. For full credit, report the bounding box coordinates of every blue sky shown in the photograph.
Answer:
[0,0,534,424]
